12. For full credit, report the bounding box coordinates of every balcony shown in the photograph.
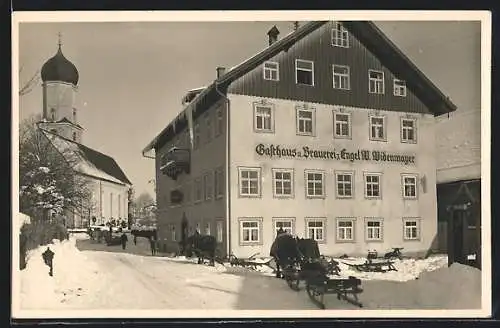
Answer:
[160,147,191,180]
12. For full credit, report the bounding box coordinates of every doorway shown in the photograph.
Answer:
[449,209,466,265]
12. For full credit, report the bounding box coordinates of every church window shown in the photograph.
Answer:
[72,132,77,141]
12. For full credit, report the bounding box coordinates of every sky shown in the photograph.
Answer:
[17,19,481,198]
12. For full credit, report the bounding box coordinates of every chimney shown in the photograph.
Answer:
[216,66,226,79]
[267,25,280,46]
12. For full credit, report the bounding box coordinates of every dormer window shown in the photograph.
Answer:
[263,61,279,81]
[295,59,314,86]
[332,22,349,48]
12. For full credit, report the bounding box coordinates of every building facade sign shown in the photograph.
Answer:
[255,143,416,165]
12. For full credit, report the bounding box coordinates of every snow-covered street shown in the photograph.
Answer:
[18,233,482,312]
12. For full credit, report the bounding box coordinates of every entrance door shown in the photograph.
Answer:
[449,209,466,265]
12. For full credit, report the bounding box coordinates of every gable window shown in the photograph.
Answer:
[305,170,325,198]
[239,218,262,244]
[394,79,407,97]
[331,22,349,48]
[365,218,383,241]
[272,168,294,197]
[336,218,355,242]
[193,123,200,149]
[205,114,213,143]
[194,177,203,203]
[273,218,294,236]
[295,59,314,86]
[364,173,382,198]
[204,222,211,235]
[215,107,224,137]
[333,112,351,139]
[214,167,224,199]
[368,70,385,94]
[402,174,418,199]
[369,115,386,141]
[254,104,274,133]
[216,220,224,243]
[335,171,354,198]
[263,61,279,81]
[332,65,350,90]
[403,218,420,240]
[401,118,417,143]
[306,218,325,242]
[203,171,213,201]
[238,167,261,197]
[296,106,315,136]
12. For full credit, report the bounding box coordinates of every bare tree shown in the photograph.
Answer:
[18,66,40,97]
[19,115,92,220]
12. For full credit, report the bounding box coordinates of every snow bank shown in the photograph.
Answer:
[19,234,102,309]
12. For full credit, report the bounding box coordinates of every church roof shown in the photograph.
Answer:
[56,117,84,130]
[41,129,132,186]
[41,45,79,85]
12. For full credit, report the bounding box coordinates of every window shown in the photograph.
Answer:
[50,108,56,120]
[238,167,261,197]
[216,220,224,243]
[306,219,325,242]
[401,118,417,143]
[364,173,381,198]
[193,123,200,149]
[204,222,211,235]
[194,178,202,203]
[295,59,314,86]
[402,174,418,199]
[273,218,294,236]
[254,104,274,133]
[110,193,113,217]
[171,225,176,241]
[72,132,77,141]
[272,168,294,197]
[50,129,57,134]
[369,115,386,141]
[335,171,354,198]
[296,106,315,136]
[214,167,224,198]
[394,79,407,97]
[332,65,350,90]
[195,222,201,233]
[333,112,351,139]
[205,114,212,143]
[118,194,121,217]
[263,61,279,81]
[336,218,355,242]
[215,107,224,137]
[368,70,384,94]
[239,219,262,244]
[403,218,420,240]
[203,172,213,201]
[73,108,77,122]
[365,219,383,241]
[331,22,349,47]
[305,170,325,198]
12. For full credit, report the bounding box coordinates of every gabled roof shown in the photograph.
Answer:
[143,20,457,154]
[56,117,84,130]
[41,129,132,186]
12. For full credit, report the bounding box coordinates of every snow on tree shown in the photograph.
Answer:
[19,115,92,220]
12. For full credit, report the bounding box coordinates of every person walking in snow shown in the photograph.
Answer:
[120,232,128,250]
[150,237,157,256]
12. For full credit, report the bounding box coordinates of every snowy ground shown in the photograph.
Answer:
[17,234,482,311]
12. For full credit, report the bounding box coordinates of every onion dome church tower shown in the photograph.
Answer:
[38,33,84,143]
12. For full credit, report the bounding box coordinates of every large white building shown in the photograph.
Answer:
[143,21,456,258]
[36,40,132,228]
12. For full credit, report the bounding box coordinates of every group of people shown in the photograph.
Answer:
[117,231,158,256]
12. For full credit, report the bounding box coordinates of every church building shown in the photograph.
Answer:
[143,21,457,259]
[36,37,132,229]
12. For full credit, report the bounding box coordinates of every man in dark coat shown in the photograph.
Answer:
[120,233,128,250]
[150,237,157,256]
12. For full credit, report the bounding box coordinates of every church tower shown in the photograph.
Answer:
[38,33,84,143]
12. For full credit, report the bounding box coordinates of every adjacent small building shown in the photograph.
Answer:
[35,40,132,228]
[143,21,456,258]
